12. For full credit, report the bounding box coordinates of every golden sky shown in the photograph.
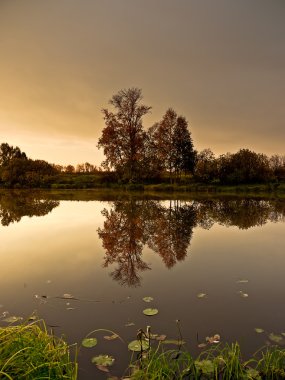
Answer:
[0,0,284,166]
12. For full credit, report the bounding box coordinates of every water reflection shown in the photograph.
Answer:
[98,198,285,286]
[0,191,59,226]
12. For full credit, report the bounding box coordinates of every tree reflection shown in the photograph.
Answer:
[98,200,151,287]
[0,191,59,226]
[98,197,285,287]
[147,200,197,268]
[98,199,197,286]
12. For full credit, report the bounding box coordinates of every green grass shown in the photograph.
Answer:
[128,342,285,379]
[0,320,77,380]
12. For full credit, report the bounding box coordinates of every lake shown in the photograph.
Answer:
[0,190,285,379]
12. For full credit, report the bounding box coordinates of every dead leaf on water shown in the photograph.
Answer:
[255,328,265,334]
[104,334,119,341]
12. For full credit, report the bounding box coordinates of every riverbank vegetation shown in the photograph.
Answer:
[128,343,285,379]
[0,319,77,379]
[0,88,284,190]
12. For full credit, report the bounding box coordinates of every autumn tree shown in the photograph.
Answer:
[98,88,151,181]
[151,109,196,182]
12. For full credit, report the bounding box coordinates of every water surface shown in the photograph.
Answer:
[0,190,285,379]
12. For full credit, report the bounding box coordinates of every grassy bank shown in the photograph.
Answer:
[2,320,285,379]
[0,320,77,380]
[128,342,285,379]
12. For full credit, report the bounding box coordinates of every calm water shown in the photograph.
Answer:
[0,190,285,379]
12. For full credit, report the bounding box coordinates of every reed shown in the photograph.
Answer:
[0,319,77,380]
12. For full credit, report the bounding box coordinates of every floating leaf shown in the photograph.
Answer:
[91,355,115,367]
[62,293,75,299]
[255,328,265,334]
[96,364,109,372]
[125,321,135,327]
[195,360,215,374]
[2,316,23,323]
[197,293,207,299]
[268,333,283,344]
[162,339,186,345]
[156,334,167,341]
[143,308,158,316]
[236,279,249,283]
[206,334,221,344]
[238,291,249,298]
[143,297,154,303]
[198,343,207,348]
[66,307,76,311]
[82,337,98,348]
[128,340,149,351]
[104,334,119,341]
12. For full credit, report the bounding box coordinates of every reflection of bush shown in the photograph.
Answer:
[0,192,59,226]
[98,198,285,287]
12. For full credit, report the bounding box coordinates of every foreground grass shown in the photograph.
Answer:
[129,343,285,379]
[0,320,77,380]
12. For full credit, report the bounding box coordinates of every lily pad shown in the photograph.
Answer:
[143,296,154,303]
[195,359,215,374]
[268,333,283,344]
[255,328,265,334]
[197,293,207,298]
[143,308,158,316]
[82,337,98,348]
[128,340,149,351]
[91,355,115,367]
[2,316,23,323]
[162,339,186,345]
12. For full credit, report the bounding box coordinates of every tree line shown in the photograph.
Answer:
[0,87,284,187]
[98,87,285,184]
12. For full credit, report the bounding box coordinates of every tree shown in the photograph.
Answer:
[152,108,177,182]
[173,116,196,176]
[0,143,27,166]
[98,88,151,181]
[151,109,196,182]
[194,148,217,182]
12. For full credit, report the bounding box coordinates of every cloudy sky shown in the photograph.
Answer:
[0,0,284,166]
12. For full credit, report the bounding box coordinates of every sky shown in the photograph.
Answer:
[0,0,284,166]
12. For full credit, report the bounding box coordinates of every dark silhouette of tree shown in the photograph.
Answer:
[217,149,272,184]
[98,88,151,181]
[173,116,196,177]
[0,192,59,226]
[194,148,217,182]
[0,143,27,166]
